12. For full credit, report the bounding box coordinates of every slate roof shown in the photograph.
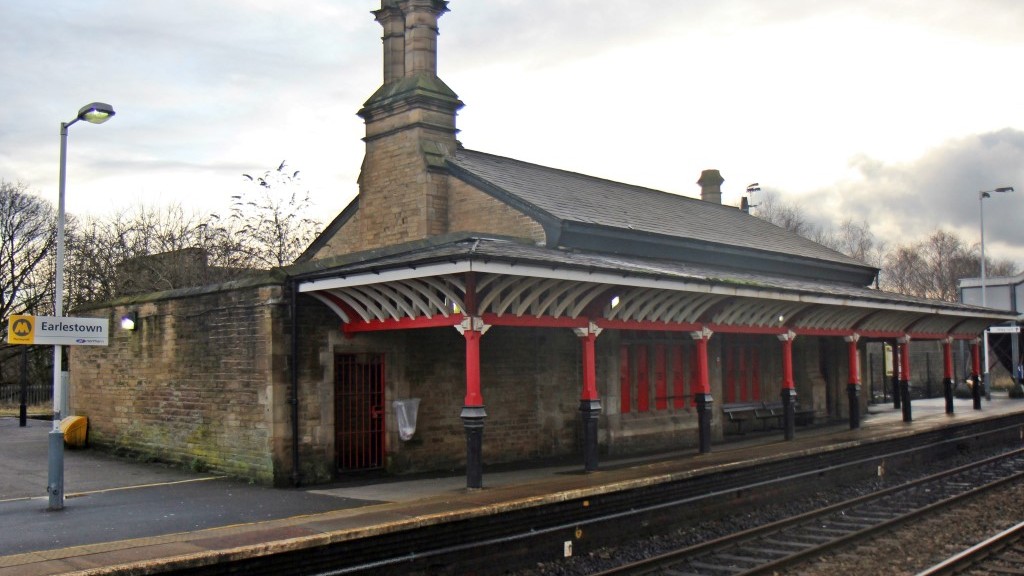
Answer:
[291,234,1011,322]
[446,149,876,283]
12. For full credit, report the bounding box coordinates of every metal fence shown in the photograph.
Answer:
[0,382,52,406]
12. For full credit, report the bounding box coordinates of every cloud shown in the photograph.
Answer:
[805,129,1024,262]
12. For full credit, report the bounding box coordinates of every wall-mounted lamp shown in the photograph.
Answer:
[120,312,138,331]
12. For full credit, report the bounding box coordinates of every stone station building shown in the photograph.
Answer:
[70,0,1015,487]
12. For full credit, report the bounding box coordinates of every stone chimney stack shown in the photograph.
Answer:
[374,3,406,84]
[354,0,462,252]
[697,169,724,204]
[373,0,448,83]
[403,0,447,76]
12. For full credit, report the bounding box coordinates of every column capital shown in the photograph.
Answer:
[943,336,955,344]
[844,333,860,343]
[690,326,713,341]
[897,334,912,344]
[573,321,603,339]
[456,316,490,336]
[777,330,797,342]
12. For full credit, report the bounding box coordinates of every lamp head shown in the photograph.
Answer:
[995,186,1014,193]
[77,102,115,124]
[120,311,137,331]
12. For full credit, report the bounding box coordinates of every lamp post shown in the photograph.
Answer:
[49,102,115,511]
[978,186,1014,404]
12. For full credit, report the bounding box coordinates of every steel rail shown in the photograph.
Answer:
[592,447,1024,576]
[914,519,1024,576]
[144,417,1024,576]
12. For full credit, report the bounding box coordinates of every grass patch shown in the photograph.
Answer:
[0,403,50,418]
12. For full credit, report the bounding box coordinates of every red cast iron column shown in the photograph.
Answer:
[574,322,602,472]
[845,334,861,429]
[971,338,982,410]
[777,331,797,440]
[459,272,488,489]
[690,327,713,453]
[942,337,955,414]
[891,341,902,409]
[898,335,912,422]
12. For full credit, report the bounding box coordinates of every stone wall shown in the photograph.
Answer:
[447,177,547,243]
[70,281,287,484]
[320,323,583,476]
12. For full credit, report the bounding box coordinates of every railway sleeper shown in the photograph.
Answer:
[824,518,876,530]
[687,559,749,574]
[800,525,856,537]
[712,552,764,565]
[759,537,816,551]
[779,531,834,543]
[736,546,792,559]
[844,509,899,521]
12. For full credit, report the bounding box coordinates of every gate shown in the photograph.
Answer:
[335,353,385,471]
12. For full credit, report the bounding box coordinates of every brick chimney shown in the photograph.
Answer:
[354,0,463,251]
[697,169,724,204]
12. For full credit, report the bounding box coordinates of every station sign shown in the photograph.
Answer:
[7,315,109,346]
[987,326,1021,334]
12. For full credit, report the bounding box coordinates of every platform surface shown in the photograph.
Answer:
[2,395,1022,575]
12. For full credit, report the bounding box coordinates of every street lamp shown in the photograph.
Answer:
[978,185,1014,403]
[49,102,115,511]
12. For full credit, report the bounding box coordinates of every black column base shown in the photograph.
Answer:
[943,378,954,414]
[972,374,982,410]
[847,384,861,430]
[780,388,797,440]
[695,393,713,454]
[460,406,487,489]
[899,380,912,422]
[579,400,602,472]
[892,378,901,409]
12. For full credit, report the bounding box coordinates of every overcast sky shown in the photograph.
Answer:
[3,1,1023,265]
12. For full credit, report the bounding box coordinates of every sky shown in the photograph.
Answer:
[3,1,1024,266]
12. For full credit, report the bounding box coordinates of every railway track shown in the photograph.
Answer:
[591,448,1024,576]
[915,519,1024,576]
[144,417,1024,575]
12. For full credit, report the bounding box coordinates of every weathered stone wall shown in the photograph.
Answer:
[447,177,547,243]
[70,282,286,484]
[307,210,363,262]
[314,322,583,476]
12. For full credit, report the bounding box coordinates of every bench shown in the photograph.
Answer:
[722,402,763,434]
[755,401,816,429]
[724,401,815,434]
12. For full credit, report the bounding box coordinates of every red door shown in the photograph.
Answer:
[335,353,385,471]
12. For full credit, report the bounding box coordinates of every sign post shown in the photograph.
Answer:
[8,315,109,346]
[6,314,108,510]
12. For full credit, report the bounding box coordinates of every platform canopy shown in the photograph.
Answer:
[293,235,1014,341]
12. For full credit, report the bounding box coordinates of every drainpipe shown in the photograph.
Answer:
[289,279,301,486]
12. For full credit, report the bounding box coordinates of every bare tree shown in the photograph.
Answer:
[65,204,239,304]
[880,229,1018,302]
[0,180,56,319]
[754,192,885,270]
[0,181,57,398]
[233,161,321,268]
[749,191,1022,299]
[755,190,818,238]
